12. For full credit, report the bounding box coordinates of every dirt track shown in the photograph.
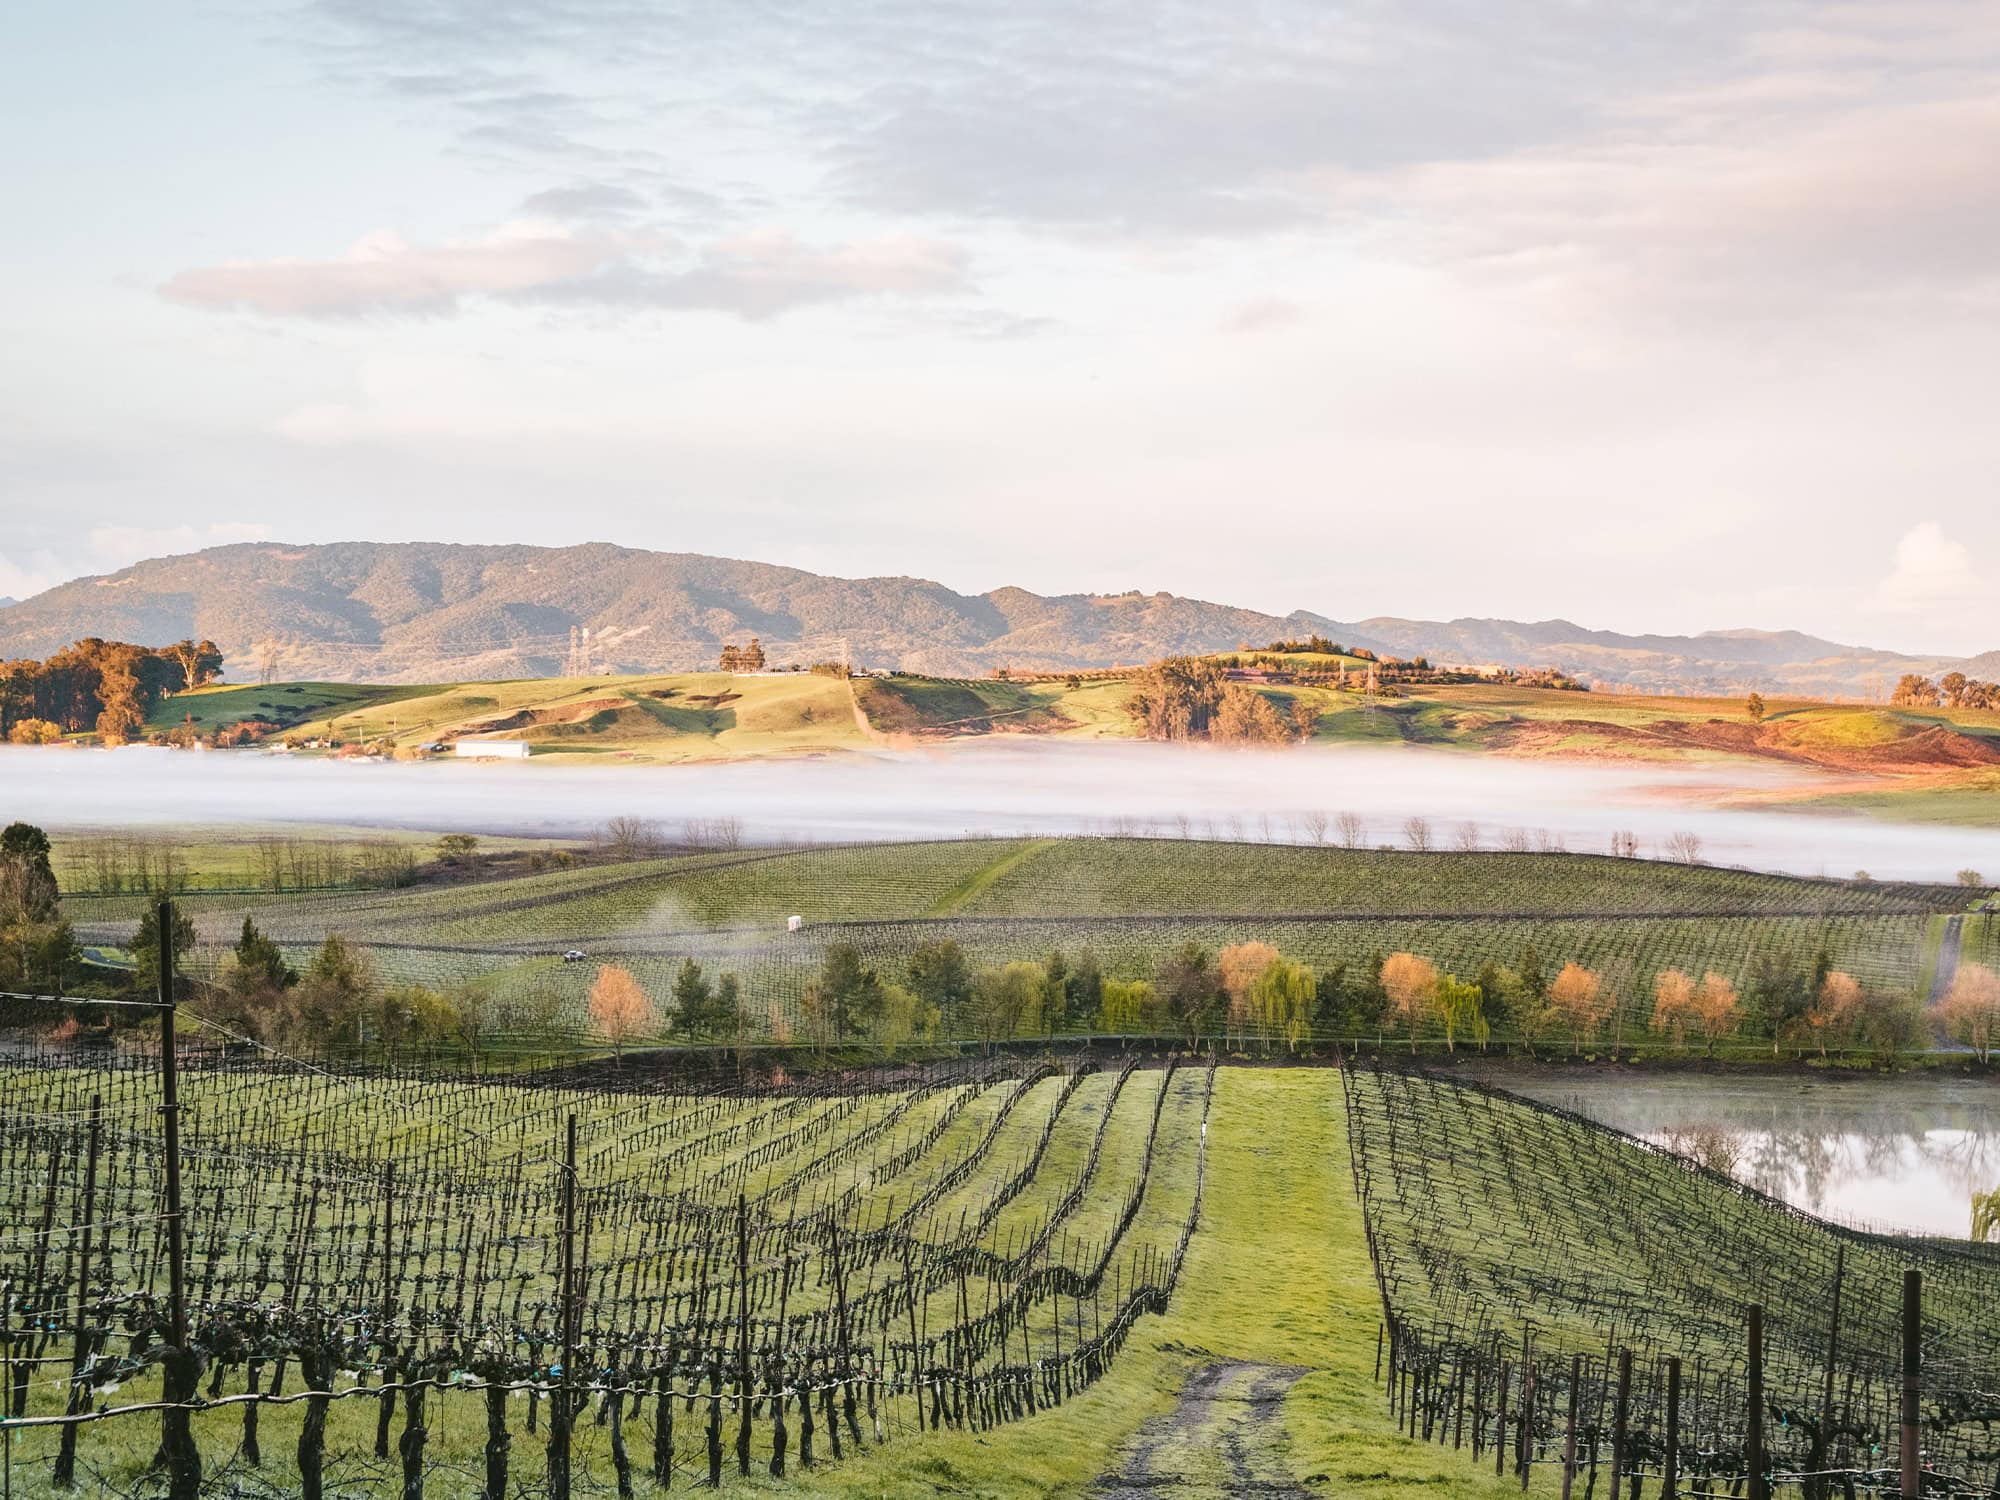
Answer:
[1090,1360,1309,1498]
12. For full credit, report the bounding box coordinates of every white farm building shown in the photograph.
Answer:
[453,739,530,760]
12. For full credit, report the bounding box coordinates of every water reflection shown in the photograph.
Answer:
[1491,1072,2000,1238]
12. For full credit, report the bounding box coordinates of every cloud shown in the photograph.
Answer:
[518,229,971,319]
[1335,91,2000,322]
[162,223,969,321]
[0,549,67,603]
[518,183,650,221]
[1223,296,1307,333]
[1869,522,1981,614]
[159,226,641,318]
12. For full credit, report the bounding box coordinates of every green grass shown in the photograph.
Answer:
[923,839,1057,917]
[145,680,433,732]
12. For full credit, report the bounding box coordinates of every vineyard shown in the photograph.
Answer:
[0,1041,1215,1497]
[1344,1062,2000,1494]
[52,838,1983,1052]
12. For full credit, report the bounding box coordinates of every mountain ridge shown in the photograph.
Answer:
[0,541,1984,694]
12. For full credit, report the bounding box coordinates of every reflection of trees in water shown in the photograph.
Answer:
[1542,1078,2000,1227]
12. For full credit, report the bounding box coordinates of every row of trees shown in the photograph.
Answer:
[0,637,223,741]
[1893,672,2000,709]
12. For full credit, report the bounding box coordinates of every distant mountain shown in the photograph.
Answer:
[0,541,1983,694]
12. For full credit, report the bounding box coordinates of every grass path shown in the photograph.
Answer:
[782,1069,1553,1499]
[923,839,1054,918]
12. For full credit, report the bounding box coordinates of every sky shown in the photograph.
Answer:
[2,1,1996,654]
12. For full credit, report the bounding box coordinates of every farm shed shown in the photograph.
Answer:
[453,738,530,760]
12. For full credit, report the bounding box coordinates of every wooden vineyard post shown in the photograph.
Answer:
[1519,1333,1535,1490]
[1609,1348,1631,1500]
[771,1217,797,1478]
[1561,1352,1580,1500]
[1495,1361,1510,1477]
[831,1222,860,1449]
[548,1115,578,1500]
[735,1194,752,1478]
[1661,1355,1681,1500]
[1901,1270,1920,1500]
[156,902,201,1500]
[52,1093,101,1488]
[1747,1305,1766,1500]
[375,1162,397,1459]
[1820,1244,1845,1495]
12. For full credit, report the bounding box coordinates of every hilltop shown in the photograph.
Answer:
[0,540,1989,693]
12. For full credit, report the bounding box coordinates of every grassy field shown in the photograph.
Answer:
[136,666,2000,783]
[53,838,1989,1053]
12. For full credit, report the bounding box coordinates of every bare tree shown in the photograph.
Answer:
[1663,830,1705,865]
[599,816,662,861]
[1402,816,1433,853]
[1301,809,1329,845]
[1453,821,1482,852]
[1501,827,1533,853]
[1335,811,1366,850]
[1609,830,1639,859]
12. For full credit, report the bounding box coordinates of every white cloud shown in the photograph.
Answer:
[0,549,68,603]
[1869,522,1980,614]
[159,225,643,318]
[160,224,969,321]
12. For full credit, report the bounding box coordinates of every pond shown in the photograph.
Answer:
[1493,1071,2000,1239]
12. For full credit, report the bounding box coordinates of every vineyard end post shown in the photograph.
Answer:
[1900,1269,1920,1500]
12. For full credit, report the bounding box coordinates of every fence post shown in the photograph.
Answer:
[548,1115,577,1500]
[1748,1305,1766,1500]
[52,1094,102,1488]
[1663,1356,1681,1500]
[1819,1245,1845,1500]
[736,1194,752,1477]
[1496,1361,1510,1477]
[1901,1270,1920,1500]
[1609,1348,1631,1500]
[156,900,201,1500]
[1561,1352,1580,1500]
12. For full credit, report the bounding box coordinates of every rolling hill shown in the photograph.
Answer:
[0,540,1987,693]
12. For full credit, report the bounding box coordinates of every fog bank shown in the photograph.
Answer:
[2,740,1992,883]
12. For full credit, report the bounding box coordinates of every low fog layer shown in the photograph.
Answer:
[1,739,1991,883]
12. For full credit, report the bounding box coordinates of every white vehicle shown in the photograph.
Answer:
[561,949,588,963]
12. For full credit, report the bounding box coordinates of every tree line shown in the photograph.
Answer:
[1893,671,2000,709]
[1,636,223,742]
